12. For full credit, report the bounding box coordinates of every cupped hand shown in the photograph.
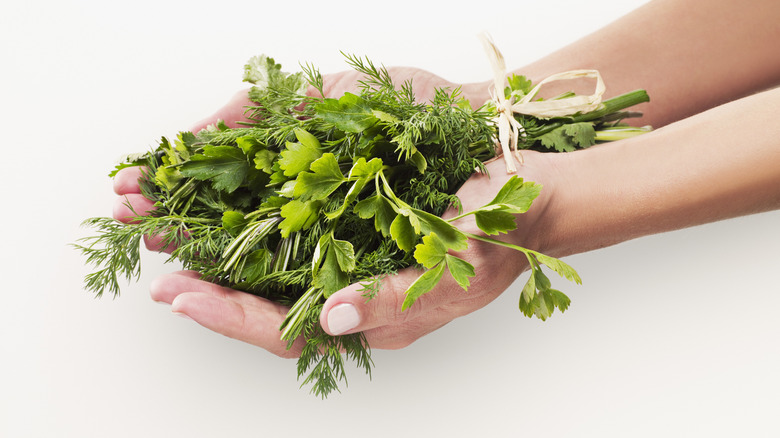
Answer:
[113,66,552,357]
[148,154,556,356]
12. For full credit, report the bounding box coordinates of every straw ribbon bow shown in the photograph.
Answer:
[479,33,607,173]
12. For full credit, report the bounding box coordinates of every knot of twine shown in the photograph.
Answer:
[479,33,606,173]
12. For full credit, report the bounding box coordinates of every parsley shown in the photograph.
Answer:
[74,54,649,397]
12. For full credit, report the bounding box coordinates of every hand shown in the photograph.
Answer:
[149,154,555,355]
[114,66,539,357]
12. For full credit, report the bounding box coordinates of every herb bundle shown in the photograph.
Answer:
[75,54,649,397]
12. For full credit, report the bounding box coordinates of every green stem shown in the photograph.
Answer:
[462,232,531,255]
[594,126,652,142]
[572,89,650,123]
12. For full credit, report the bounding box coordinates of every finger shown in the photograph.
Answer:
[113,166,146,195]
[319,266,463,337]
[189,89,255,133]
[113,194,179,253]
[113,194,156,223]
[320,239,525,349]
[150,271,278,309]
[166,290,302,358]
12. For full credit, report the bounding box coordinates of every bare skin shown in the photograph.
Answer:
[114,0,780,356]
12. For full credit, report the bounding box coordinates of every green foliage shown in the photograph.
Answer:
[75,52,648,398]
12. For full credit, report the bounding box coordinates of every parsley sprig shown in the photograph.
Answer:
[74,54,649,397]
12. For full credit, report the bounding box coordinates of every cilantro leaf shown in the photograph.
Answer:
[279,133,322,178]
[564,122,597,148]
[294,153,345,201]
[243,55,283,87]
[312,233,356,296]
[389,214,417,252]
[445,254,475,290]
[538,122,596,152]
[254,149,278,174]
[179,145,249,193]
[279,199,322,237]
[484,176,541,214]
[315,93,378,132]
[475,210,517,235]
[413,233,448,269]
[348,157,383,179]
[506,74,533,98]
[353,194,396,237]
[313,247,351,296]
[401,262,446,311]
[242,249,273,284]
[412,208,468,251]
[222,211,249,237]
[533,252,582,284]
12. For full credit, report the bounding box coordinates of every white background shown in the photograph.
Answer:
[2,1,779,437]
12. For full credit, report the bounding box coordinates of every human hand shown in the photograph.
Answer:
[114,65,534,356]
[149,153,556,355]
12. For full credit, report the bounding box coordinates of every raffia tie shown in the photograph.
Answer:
[479,33,607,173]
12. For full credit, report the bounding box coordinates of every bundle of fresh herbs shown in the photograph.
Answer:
[75,54,649,397]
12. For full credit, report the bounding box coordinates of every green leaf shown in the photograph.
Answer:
[402,262,446,311]
[353,195,396,237]
[521,272,536,305]
[564,122,597,148]
[518,271,571,320]
[506,74,533,96]
[235,136,263,155]
[534,269,552,291]
[294,127,322,150]
[243,54,283,87]
[534,252,582,284]
[325,178,366,220]
[279,199,322,237]
[546,289,571,313]
[279,131,322,177]
[313,247,350,297]
[485,176,541,214]
[412,208,468,251]
[413,233,448,269]
[312,233,355,297]
[294,153,345,201]
[222,211,249,237]
[445,254,475,291]
[407,151,427,174]
[315,93,378,133]
[389,214,417,252]
[348,157,383,179]
[154,165,183,192]
[537,122,596,152]
[254,150,278,174]
[243,249,273,284]
[179,145,249,193]
[372,109,399,123]
[538,126,575,152]
[330,237,356,273]
[474,210,517,235]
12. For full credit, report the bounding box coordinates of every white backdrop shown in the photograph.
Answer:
[3,1,779,437]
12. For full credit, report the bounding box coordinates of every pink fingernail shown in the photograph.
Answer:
[327,303,360,335]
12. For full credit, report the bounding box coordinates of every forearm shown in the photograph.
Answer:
[539,86,780,258]
[504,0,780,128]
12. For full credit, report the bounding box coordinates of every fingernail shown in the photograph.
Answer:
[173,311,193,321]
[327,303,360,335]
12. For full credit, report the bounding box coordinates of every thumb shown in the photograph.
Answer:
[319,267,455,336]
